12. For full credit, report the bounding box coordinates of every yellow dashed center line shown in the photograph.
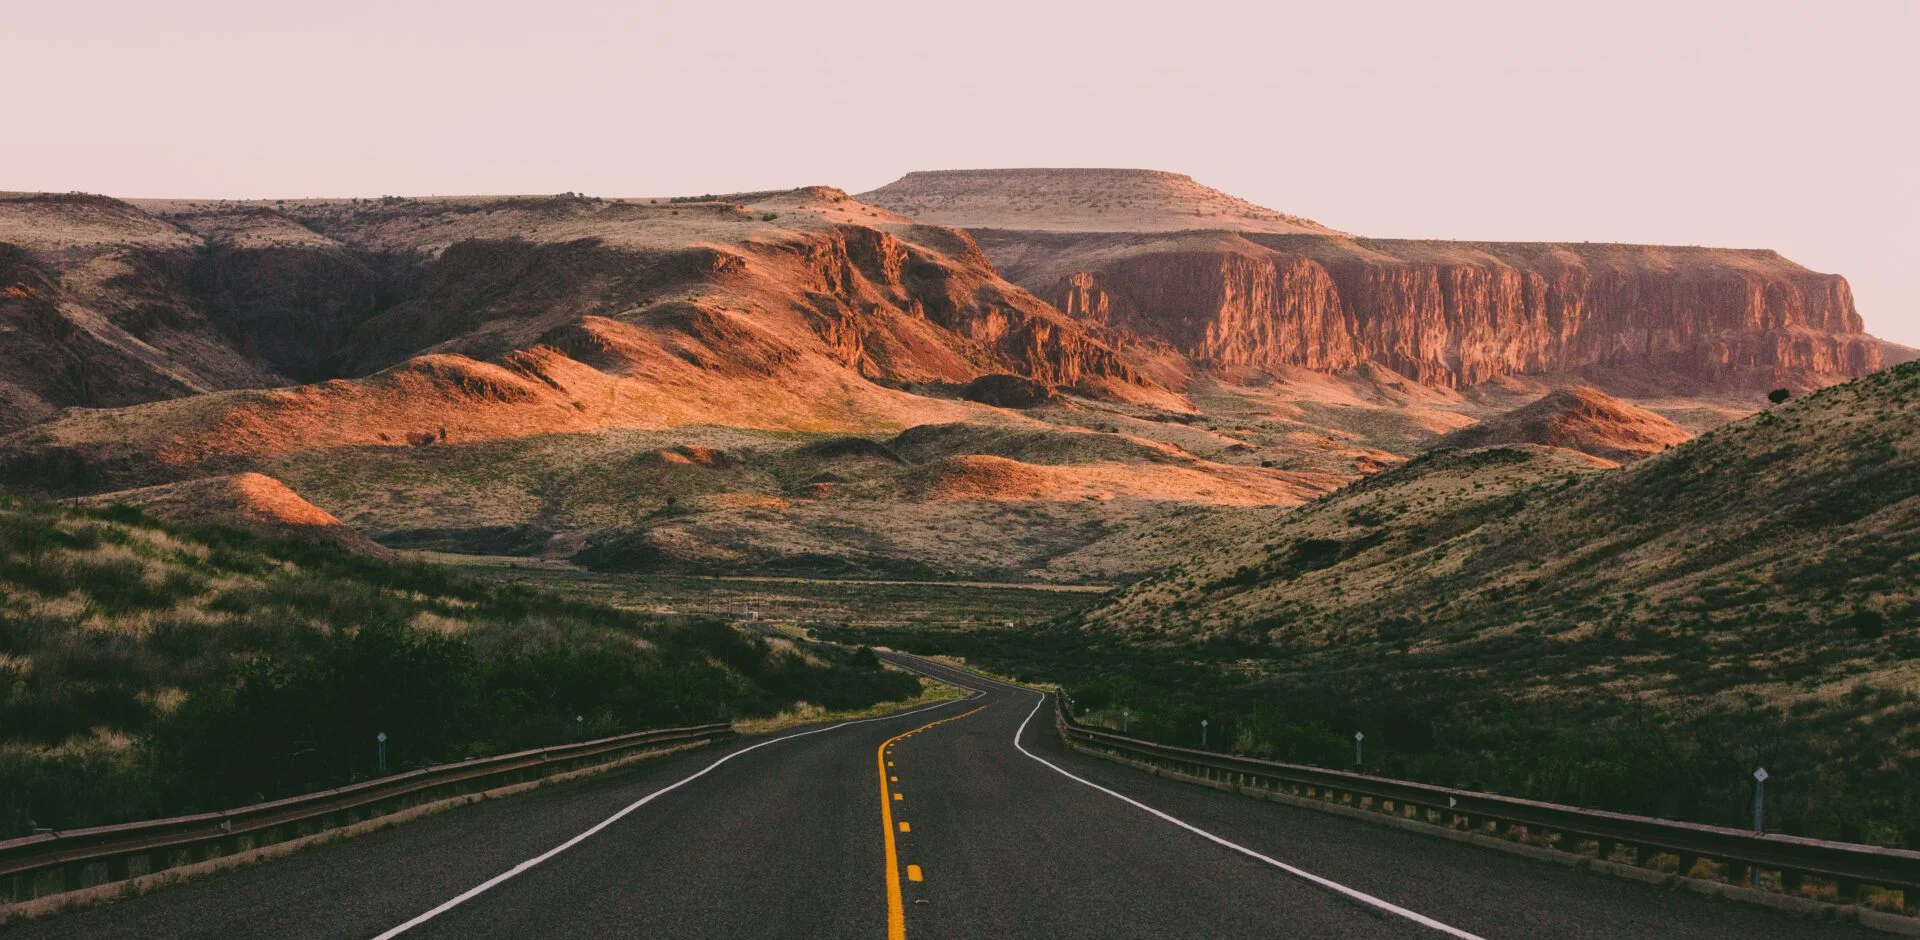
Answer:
[878,704,985,940]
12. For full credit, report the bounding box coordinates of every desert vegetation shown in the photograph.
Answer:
[0,496,918,836]
[837,360,1920,848]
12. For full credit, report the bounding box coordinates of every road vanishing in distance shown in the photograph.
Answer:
[2,653,1878,939]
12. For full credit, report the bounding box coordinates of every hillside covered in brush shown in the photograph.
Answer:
[1085,363,1918,654]
[0,495,920,835]
[1051,361,1920,842]
[1426,385,1693,464]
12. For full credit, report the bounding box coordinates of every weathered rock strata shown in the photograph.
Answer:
[992,231,1882,391]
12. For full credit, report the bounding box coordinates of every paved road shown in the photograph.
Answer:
[3,654,1878,939]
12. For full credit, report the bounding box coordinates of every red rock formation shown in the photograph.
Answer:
[1011,232,1883,392]
[0,191,1168,438]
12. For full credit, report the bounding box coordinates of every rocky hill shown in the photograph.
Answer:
[1,176,1901,583]
[78,471,393,556]
[860,169,1891,395]
[858,168,1336,235]
[0,194,285,432]
[0,188,1169,439]
[1428,386,1693,464]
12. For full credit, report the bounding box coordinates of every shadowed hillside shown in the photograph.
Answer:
[0,494,922,835]
[855,361,1920,844]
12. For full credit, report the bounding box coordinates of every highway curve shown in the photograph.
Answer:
[1,652,1882,939]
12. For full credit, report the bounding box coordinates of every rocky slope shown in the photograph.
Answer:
[863,169,1891,395]
[1428,385,1693,464]
[0,194,285,432]
[0,188,1168,439]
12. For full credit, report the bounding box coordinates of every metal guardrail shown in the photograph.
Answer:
[1055,698,1919,911]
[1,722,732,908]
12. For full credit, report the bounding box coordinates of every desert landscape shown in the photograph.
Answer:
[2,164,1916,928]
[5,172,1905,586]
[7,4,1917,935]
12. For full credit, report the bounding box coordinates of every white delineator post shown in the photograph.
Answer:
[1355,731,1364,767]
[1753,767,1768,832]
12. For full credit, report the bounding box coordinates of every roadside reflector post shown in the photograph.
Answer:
[377,731,388,774]
[1753,767,1768,833]
[1122,708,1130,733]
[576,714,584,741]
[1355,731,1365,768]
[1201,719,1209,749]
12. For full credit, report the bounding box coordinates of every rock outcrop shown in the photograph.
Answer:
[863,169,1890,394]
[977,229,1885,393]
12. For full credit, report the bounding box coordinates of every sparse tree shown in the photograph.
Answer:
[1768,388,1791,405]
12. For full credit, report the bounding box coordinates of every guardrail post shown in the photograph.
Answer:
[1673,853,1699,879]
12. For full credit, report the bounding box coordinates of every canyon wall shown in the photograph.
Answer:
[991,231,1883,391]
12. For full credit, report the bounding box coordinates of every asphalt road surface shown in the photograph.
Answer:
[3,653,1879,939]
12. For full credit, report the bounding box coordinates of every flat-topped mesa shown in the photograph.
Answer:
[962,229,1885,392]
[866,168,1891,393]
[1021,235,1882,392]
[857,168,1338,234]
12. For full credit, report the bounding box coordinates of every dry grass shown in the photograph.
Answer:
[732,676,966,735]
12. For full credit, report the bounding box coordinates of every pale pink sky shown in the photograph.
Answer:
[9,0,1916,345]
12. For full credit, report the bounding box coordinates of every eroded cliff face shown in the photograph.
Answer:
[768,223,1143,391]
[1009,232,1881,391]
[0,192,1165,437]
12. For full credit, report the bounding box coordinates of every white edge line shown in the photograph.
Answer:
[370,690,981,939]
[897,656,1485,940]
